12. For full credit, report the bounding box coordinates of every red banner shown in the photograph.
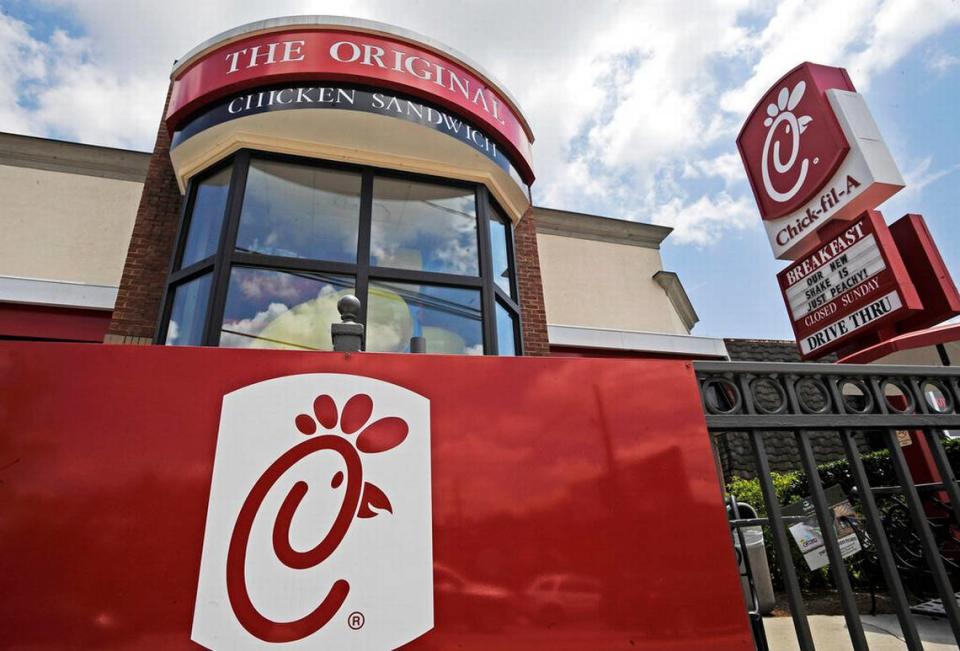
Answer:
[167,29,535,183]
[0,343,751,650]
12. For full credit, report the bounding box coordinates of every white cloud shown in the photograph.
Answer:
[650,192,756,245]
[2,0,956,245]
[686,151,746,187]
[542,0,960,245]
[926,50,960,74]
[723,0,960,116]
[0,11,164,148]
[902,157,960,194]
[220,302,290,348]
[878,155,960,217]
[847,0,960,85]
[0,13,52,135]
[720,0,879,116]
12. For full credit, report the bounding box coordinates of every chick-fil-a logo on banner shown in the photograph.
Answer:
[192,374,433,650]
[738,63,854,221]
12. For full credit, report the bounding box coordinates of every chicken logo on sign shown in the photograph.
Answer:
[737,63,904,261]
[192,374,433,650]
[760,80,814,204]
[739,63,852,222]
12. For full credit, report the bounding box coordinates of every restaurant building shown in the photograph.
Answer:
[7,17,960,651]
[0,16,725,361]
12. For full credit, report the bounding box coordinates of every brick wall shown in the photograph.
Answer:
[514,206,550,355]
[105,87,183,344]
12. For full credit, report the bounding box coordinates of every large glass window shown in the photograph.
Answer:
[370,178,478,275]
[219,268,353,351]
[366,281,483,355]
[489,207,514,298]
[165,273,212,346]
[495,301,518,356]
[236,160,361,262]
[180,167,231,268]
[160,152,521,355]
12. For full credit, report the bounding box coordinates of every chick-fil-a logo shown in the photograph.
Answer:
[760,81,812,203]
[192,374,433,650]
[737,63,854,223]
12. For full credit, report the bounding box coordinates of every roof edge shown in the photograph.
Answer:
[0,131,150,183]
[547,324,727,359]
[653,270,699,332]
[534,206,673,249]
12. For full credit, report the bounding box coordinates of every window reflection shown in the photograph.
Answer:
[165,156,523,355]
[371,178,478,275]
[489,209,513,297]
[496,302,517,356]
[181,167,231,268]
[219,267,354,351]
[236,160,360,262]
[165,274,212,345]
[366,281,483,355]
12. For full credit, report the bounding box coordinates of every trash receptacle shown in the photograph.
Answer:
[728,501,775,615]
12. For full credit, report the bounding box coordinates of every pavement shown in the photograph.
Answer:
[764,614,958,650]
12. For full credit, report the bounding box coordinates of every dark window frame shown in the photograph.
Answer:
[487,198,523,354]
[156,149,523,355]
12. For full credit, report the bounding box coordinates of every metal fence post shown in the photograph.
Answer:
[331,295,364,353]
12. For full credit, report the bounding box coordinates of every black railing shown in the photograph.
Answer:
[694,361,960,651]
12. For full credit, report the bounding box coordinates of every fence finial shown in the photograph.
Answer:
[331,295,364,352]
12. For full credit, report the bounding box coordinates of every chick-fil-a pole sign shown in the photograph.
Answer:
[737,63,904,260]
[0,343,754,650]
[778,210,921,359]
[166,29,535,183]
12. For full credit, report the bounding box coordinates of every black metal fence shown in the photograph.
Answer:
[694,361,960,650]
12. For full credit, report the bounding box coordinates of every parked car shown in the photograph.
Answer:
[523,573,602,627]
[434,563,513,631]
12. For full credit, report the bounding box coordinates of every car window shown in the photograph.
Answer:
[562,577,598,592]
[435,567,463,590]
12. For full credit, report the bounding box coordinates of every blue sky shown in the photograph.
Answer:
[1,0,958,340]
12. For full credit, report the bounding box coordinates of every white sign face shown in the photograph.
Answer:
[785,489,862,571]
[192,373,433,650]
[800,290,903,355]
[764,90,904,260]
[784,233,887,321]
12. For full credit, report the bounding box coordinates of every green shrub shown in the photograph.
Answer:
[727,437,960,512]
[725,436,960,591]
[728,471,802,517]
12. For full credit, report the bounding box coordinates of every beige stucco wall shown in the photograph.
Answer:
[537,232,690,334]
[0,164,143,286]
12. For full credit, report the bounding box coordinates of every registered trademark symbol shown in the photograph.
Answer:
[348,611,365,630]
[814,157,820,164]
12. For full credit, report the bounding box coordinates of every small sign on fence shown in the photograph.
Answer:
[784,485,862,570]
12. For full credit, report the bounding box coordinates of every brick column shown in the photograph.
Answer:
[105,87,184,344]
[514,207,550,355]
